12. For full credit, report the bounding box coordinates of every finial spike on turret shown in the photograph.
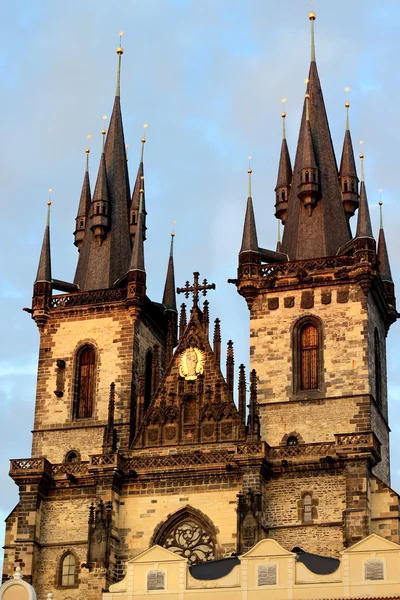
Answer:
[86,134,91,171]
[141,123,148,162]
[170,221,176,257]
[379,199,383,229]
[102,116,107,153]
[247,156,252,197]
[309,10,316,62]
[116,31,124,97]
[344,87,350,131]
[281,98,287,139]
[359,141,365,182]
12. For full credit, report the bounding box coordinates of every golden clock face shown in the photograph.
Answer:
[179,347,205,380]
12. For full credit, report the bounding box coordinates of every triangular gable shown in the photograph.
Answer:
[241,538,295,559]
[128,544,187,564]
[133,306,244,448]
[341,533,400,554]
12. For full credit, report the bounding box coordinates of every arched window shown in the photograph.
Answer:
[60,553,76,587]
[351,180,355,192]
[287,436,298,446]
[64,450,80,463]
[300,323,319,390]
[281,190,285,201]
[293,317,322,394]
[374,329,382,408]
[152,508,218,565]
[344,180,348,192]
[75,345,95,419]
[303,494,313,523]
[144,349,153,411]
[305,171,309,182]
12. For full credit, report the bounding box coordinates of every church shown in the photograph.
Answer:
[2,11,400,600]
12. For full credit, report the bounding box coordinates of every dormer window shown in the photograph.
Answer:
[344,180,348,192]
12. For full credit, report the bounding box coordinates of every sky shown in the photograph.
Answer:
[1,0,400,571]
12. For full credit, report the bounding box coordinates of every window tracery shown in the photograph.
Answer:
[60,552,76,587]
[74,345,95,419]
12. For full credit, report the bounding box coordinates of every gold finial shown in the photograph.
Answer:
[359,141,365,182]
[247,156,252,197]
[281,98,287,139]
[344,87,350,130]
[172,220,176,237]
[101,116,107,152]
[85,134,91,171]
[141,124,148,162]
[46,190,52,226]
[309,9,316,61]
[116,32,124,96]
[379,194,384,229]
[170,221,176,256]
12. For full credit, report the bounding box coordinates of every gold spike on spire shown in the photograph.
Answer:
[170,221,176,256]
[101,115,107,153]
[309,10,316,62]
[281,98,287,139]
[141,123,148,162]
[47,189,52,225]
[116,31,124,97]
[359,140,364,182]
[379,198,383,229]
[344,87,350,131]
[247,156,252,197]
[86,134,91,171]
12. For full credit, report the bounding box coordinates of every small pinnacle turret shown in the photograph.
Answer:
[130,130,147,244]
[35,202,52,284]
[297,93,320,215]
[126,187,146,308]
[240,167,259,254]
[339,98,359,220]
[90,133,110,246]
[162,232,177,312]
[355,153,373,239]
[74,149,92,250]
[377,202,393,284]
[275,108,292,225]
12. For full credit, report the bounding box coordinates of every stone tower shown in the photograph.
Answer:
[3,12,400,600]
[235,12,399,552]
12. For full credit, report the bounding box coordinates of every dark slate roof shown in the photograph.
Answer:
[76,169,91,219]
[93,152,109,203]
[378,227,393,283]
[340,129,358,180]
[35,205,51,283]
[275,138,292,188]
[355,181,374,239]
[131,160,145,215]
[129,191,145,272]
[240,197,259,254]
[189,557,240,580]
[74,95,132,291]
[162,236,177,311]
[281,61,350,260]
[292,547,340,575]
[301,119,318,170]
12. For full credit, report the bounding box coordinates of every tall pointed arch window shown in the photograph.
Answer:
[293,316,323,394]
[59,552,77,587]
[74,345,95,419]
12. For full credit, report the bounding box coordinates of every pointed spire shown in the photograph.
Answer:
[247,369,260,441]
[355,152,373,239]
[35,199,52,283]
[378,202,393,283]
[339,92,359,220]
[74,147,92,250]
[213,318,221,365]
[240,164,259,254]
[90,132,110,245]
[226,340,234,397]
[275,102,292,224]
[162,231,177,311]
[238,364,246,433]
[281,31,350,259]
[129,187,145,272]
[179,303,187,340]
[130,125,148,243]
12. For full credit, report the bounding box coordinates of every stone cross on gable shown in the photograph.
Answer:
[177,271,216,309]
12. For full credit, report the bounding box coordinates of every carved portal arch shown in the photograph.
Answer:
[151,506,220,565]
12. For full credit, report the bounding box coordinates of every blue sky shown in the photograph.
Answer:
[1,0,400,569]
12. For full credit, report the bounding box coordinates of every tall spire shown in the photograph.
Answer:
[74,38,132,291]
[355,152,373,239]
[74,147,92,250]
[281,12,350,259]
[240,164,259,254]
[275,102,292,225]
[162,231,177,311]
[339,91,359,220]
[377,202,393,283]
[130,187,145,273]
[35,199,52,283]
[130,126,148,244]
[90,131,110,245]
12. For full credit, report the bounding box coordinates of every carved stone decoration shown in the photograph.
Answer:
[237,488,262,554]
[179,347,205,380]
[162,519,216,564]
[87,500,112,570]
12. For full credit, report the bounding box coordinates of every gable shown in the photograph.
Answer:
[128,544,187,564]
[342,533,400,554]
[133,306,244,448]
[241,538,295,558]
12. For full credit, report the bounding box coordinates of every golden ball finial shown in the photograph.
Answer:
[117,46,124,55]
[309,11,316,20]
[282,112,286,118]
[247,168,252,174]
[141,137,146,143]
[86,148,90,154]
[379,201,383,206]
[101,129,106,135]
[139,188,144,194]
[47,200,51,206]
[359,153,364,159]
[345,101,350,108]
[305,93,310,99]
[171,231,175,237]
